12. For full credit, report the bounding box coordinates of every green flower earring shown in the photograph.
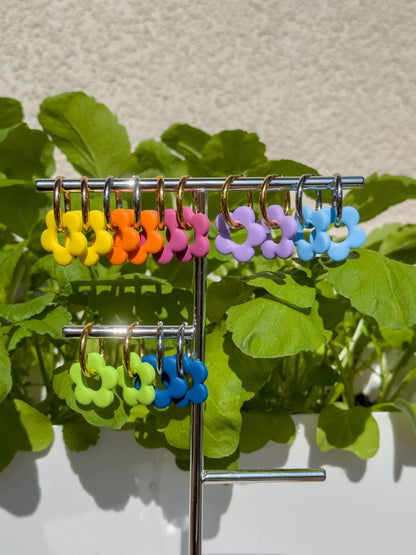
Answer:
[117,321,156,406]
[69,323,118,408]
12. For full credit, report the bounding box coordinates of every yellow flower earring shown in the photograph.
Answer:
[40,176,87,265]
[77,176,114,266]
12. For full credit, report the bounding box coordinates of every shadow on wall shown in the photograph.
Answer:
[2,413,416,534]
[302,416,368,482]
[390,412,416,481]
[0,446,51,516]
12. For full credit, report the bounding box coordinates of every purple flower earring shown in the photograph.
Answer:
[215,175,266,262]
[257,174,297,259]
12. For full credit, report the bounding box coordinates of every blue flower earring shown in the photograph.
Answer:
[294,173,366,261]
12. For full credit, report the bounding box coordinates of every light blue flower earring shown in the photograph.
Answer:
[294,174,332,261]
[294,173,366,261]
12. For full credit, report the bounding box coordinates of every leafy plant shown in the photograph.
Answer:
[1,91,416,473]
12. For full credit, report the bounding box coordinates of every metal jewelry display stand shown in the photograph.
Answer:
[36,175,364,555]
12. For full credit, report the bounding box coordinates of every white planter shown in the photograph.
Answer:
[1,413,416,555]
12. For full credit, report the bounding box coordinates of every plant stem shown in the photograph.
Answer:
[329,341,354,407]
[34,336,51,393]
[379,347,414,402]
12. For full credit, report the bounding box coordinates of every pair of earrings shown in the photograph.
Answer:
[215,174,298,263]
[41,175,211,266]
[214,174,366,263]
[294,174,366,261]
[69,322,208,409]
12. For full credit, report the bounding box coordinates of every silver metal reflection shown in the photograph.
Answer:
[202,469,326,484]
[36,175,364,192]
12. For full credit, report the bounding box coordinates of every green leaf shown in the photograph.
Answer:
[62,421,100,451]
[317,402,379,459]
[7,326,33,352]
[0,184,49,238]
[222,331,276,393]
[0,341,12,401]
[0,241,27,299]
[244,270,316,308]
[198,130,267,175]
[156,323,252,458]
[392,399,416,436]
[133,139,187,177]
[160,123,211,172]
[226,297,327,357]
[381,328,414,350]
[0,123,55,180]
[53,364,129,430]
[0,292,55,323]
[325,248,416,329]
[346,173,416,222]
[134,411,174,450]
[239,411,296,453]
[378,225,416,264]
[31,254,91,291]
[0,399,54,472]
[38,91,137,176]
[365,223,402,251]
[0,98,24,129]
[19,306,71,338]
[247,159,319,177]
[206,277,253,322]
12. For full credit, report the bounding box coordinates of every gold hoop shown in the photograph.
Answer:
[259,174,281,228]
[53,176,70,231]
[176,175,193,230]
[123,321,145,378]
[220,174,253,229]
[79,323,98,378]
[284,190,291,215]
[80,176,90,231]
[156,175,165,229]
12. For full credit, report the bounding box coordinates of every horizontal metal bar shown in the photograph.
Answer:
[35,176,364,193]
[201,469,326,484]
[62,324,195,339]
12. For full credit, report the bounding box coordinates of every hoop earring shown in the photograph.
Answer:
[53,176,70,231]
[295,174,312,226]
[215,175,266,263]
[116,321,155,407]
[69,323,118,408]
[156,175,165,229]
[80,176,90,232]
[103,175,122,230]
[258,175,297,260]
[132,175,141,230]
[332,173,343,226]
[174,176,210,262]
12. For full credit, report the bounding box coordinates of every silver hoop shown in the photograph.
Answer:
[295,174,312,226]
[176,322,187,377]
[315,190,323,210]
[156,321,164,377]
[332,173,343,226]
[132,175,141,229]
[103,175,122,229]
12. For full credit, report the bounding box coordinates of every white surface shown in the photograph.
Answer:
[1,413,416,554]
[0,0,415,182]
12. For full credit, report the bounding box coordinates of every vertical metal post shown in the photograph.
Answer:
[189,189,208,555]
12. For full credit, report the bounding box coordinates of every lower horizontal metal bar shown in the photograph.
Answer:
[201,469,326,484]
[62,324,195,339]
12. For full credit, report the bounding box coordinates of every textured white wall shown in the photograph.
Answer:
[0,0,415,184]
